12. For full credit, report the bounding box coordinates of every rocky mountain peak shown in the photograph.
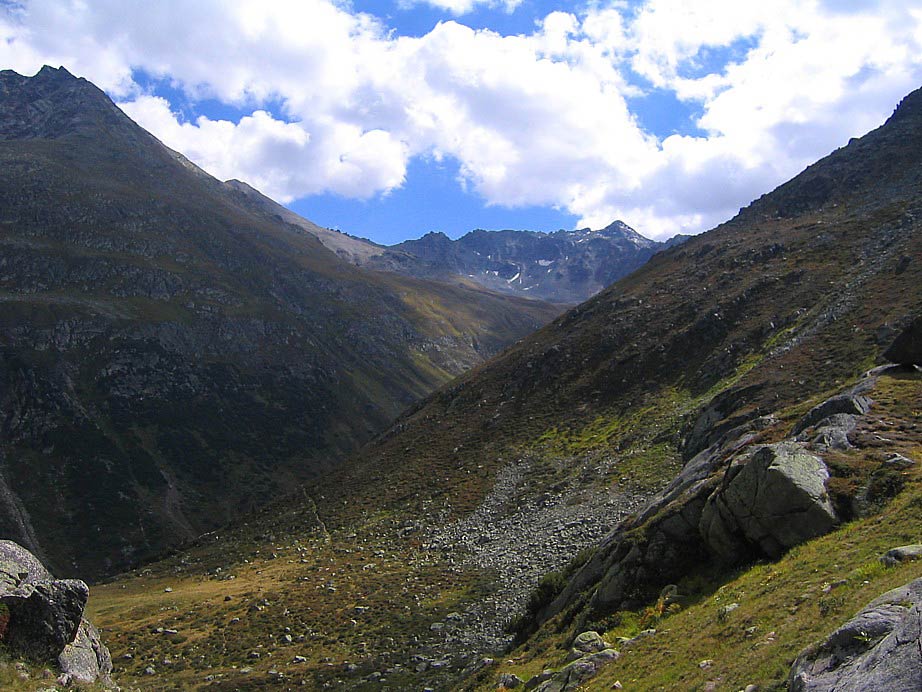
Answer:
[595,219,658,247]
[885,84,922,126]
[0,65,126,141]
[736,84,922,222]
[369,218,675,302]
[419,230,451,242]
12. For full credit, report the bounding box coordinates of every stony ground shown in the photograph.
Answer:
[422,459,645,655]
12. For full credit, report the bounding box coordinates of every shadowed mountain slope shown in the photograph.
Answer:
[0,66,562,578]
[86,88,921,690]
[222,179,388,266]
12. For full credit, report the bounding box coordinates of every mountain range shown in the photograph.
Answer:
[226,178,684,304]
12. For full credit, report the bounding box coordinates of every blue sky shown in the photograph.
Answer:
[3,1,920,244]
[128,0,701,244]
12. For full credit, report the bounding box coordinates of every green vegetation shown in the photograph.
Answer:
[475,371,922,690]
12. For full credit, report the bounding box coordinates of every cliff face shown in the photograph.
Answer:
[0,66,561,578]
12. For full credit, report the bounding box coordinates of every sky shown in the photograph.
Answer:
[2,1,921,245]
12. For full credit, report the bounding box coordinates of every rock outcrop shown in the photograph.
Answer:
[0,540,112,685]
[502,641,620,692]
[529,389,858,631]
[789,578,922,691]
[699,442,838,560]
[792,392,872,437]
[883,315,922,365]
[791,383,874,451]
[528,648,620,691]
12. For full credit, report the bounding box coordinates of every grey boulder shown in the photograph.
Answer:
[498,672,525,688]
[792,393,871,437]
[59,618,113,684]
[0,540,112,685]
[789,578,922,691]
[879,544,922,567]
[566,630,610,660]
[531,649,620,691]
[700,443,838,560]
[4,578,88,660]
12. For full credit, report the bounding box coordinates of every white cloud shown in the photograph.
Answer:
[120,95,407,201]
[398,0,524,16]
[2,0,921,239]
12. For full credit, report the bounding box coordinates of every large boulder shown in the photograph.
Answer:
[566,630,611,661]
[789,578,922,691]
[879,544,922,567]
[4,578,88,661]
[571,630,609,655]
[0,540,112,685]
[699,442,838,560]
[883,315,922,365]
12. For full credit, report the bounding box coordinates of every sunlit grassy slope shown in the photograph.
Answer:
[468,369,921,691]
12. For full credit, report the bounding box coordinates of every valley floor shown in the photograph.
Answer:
[86,369,921,690]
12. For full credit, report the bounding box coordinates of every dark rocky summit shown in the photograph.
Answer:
[0,540,111,686]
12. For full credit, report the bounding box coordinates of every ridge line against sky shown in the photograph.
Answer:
[2,0,921,244]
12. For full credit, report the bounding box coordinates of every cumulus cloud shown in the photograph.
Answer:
[120,96,408,200]
[2,0,921,238]
[397,0,523,16]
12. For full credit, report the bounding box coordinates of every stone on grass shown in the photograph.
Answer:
[498,671,524,688]
[571,630,609,654]
[789,577,922,691]
[882,453,916,469]
[565,630,611,660]
[879,544,922,567]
